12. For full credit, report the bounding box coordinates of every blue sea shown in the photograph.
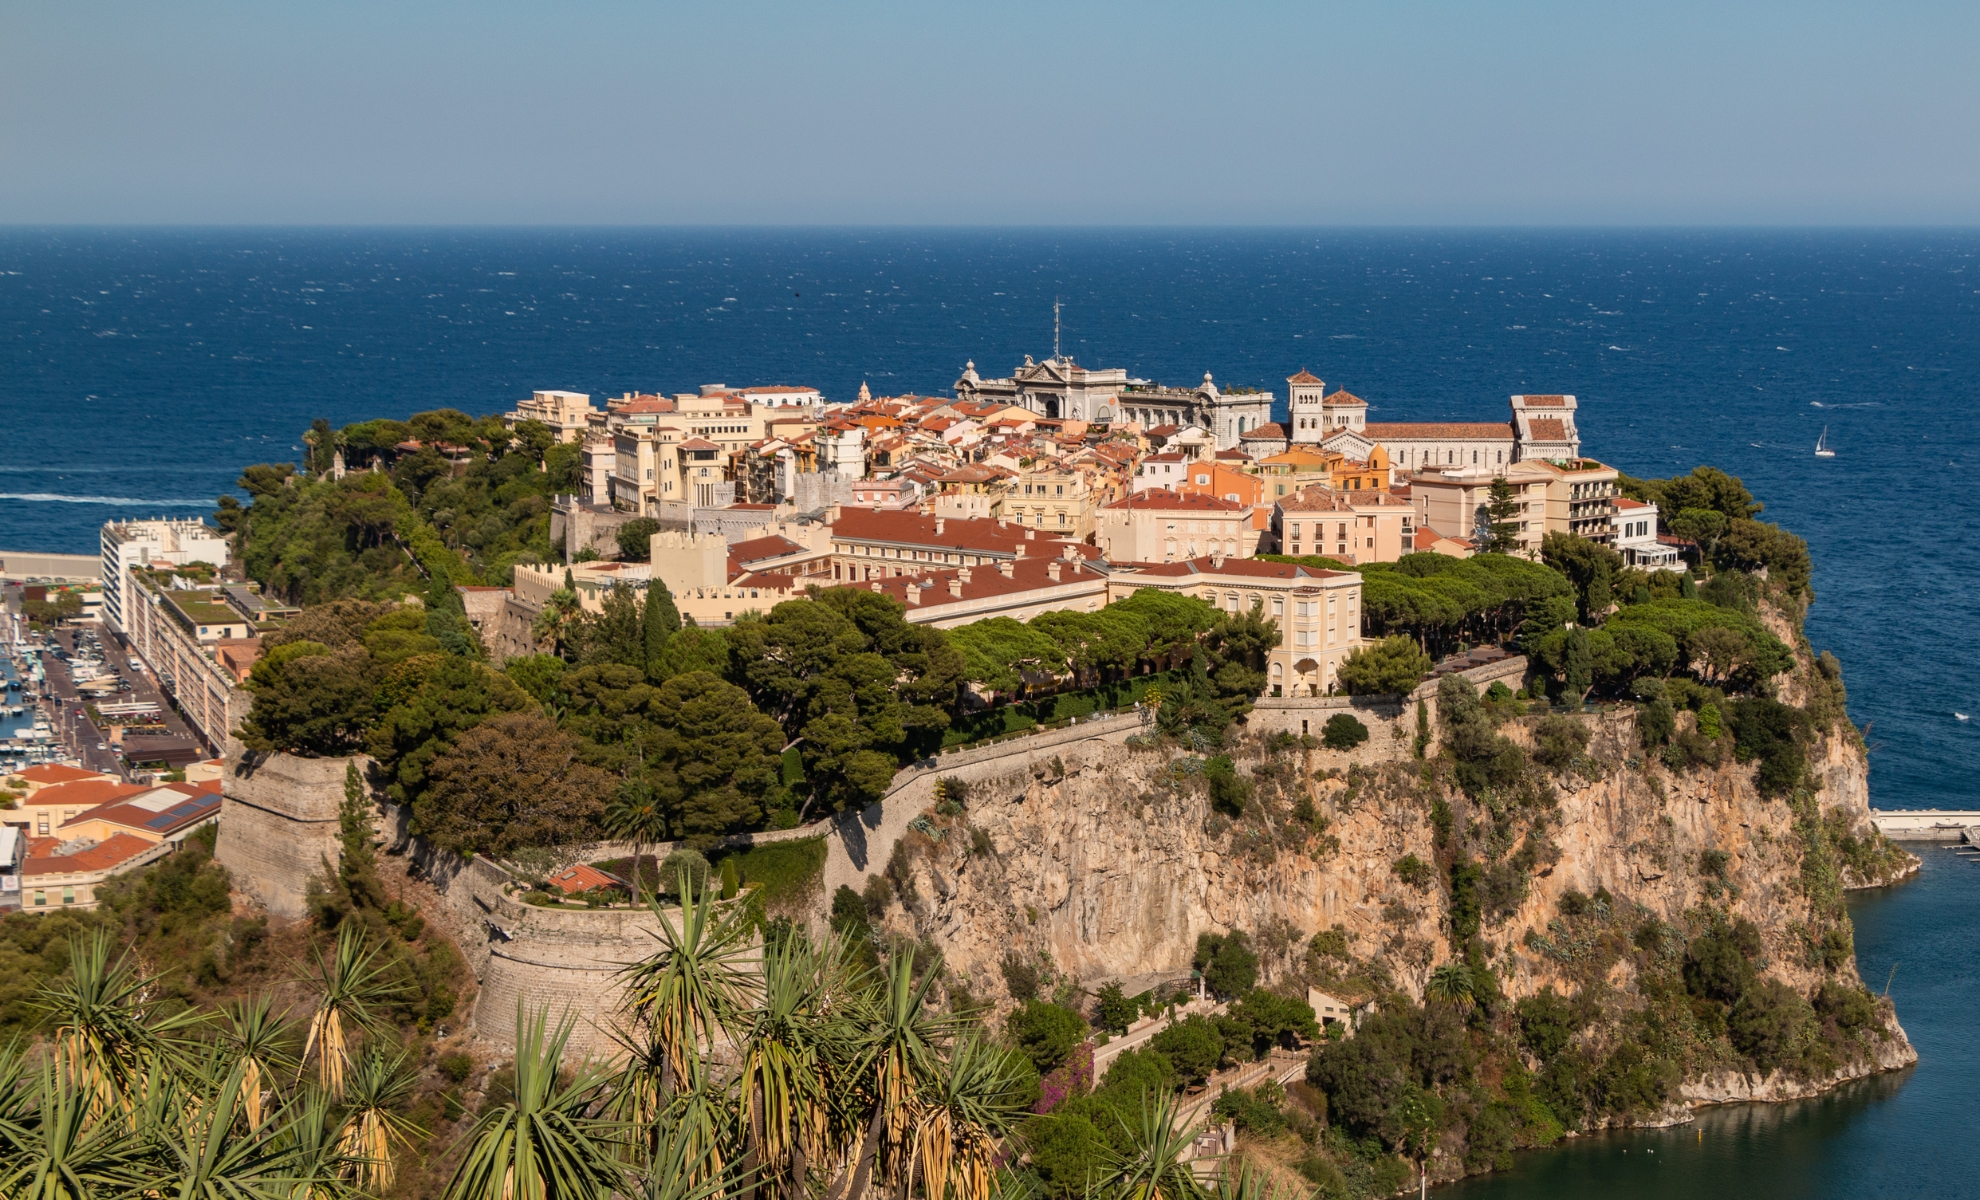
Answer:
[1,228,1976,811]
[0,227,1976,1194]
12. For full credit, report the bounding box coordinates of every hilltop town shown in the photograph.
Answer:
[0,349,1890,1200]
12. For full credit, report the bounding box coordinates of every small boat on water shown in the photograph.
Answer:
[1815,426,1835,457]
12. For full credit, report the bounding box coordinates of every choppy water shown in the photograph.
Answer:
[0,227,1975,1195]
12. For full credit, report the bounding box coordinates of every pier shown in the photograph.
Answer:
[1870,809,1980,841]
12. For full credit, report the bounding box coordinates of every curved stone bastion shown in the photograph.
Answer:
[412,849,683,1056]
[213,748,351,920]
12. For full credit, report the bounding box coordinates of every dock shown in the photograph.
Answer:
[1870,809,1980,841]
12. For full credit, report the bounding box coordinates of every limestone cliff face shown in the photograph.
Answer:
[877,701,1915,1100]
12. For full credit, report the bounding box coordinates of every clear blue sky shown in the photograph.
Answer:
[4,0,1976,225]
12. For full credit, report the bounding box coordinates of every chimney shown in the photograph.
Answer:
[997,559,1014,578]
[1211,551,1225,570]
[958,566,972,584]
[870,582,884,593]
[1047,561,1061,582]
[1025,528,1036,540]
[949,574,965,598]
[934,518,945,536]
[905,581,921,605]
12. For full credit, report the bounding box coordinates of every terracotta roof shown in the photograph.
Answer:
[1414,528,1475,551]
[1215,448,1255,461]
[1239,423,1287,440]
[1526,418,1568,441]
[1126,556,1351,581]
[678,437,722,451]
[856,555,1104,609]
[619,398,676,414]
[23,780,146,810]
[1363,422,1514,440]
[1516,394,1568,406]
[830,509,1035,556]
[728,535,806,565]
[1278,486,1413,513]
[10,765,113,786]
[1613,497,1650,510]
[1286,370,1323,385]
[1103,489,1245,512]
[61,781,221,838]
[1322,390,1368,407]
[1145,424,1182,437]
[549,863,625,894]
[737,385,818,395]
[24,833,156,877]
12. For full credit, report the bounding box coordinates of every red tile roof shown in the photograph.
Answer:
[1526,418,1568,441]
[1363,422,1514,440]
[1613,497,1650,510]
[1516,394,1568,406]
[24,780,146,810]
[729,535,806,564]
[1323,390,1368,407]
[1239,423,1286,440]
[1103,489,1246,513]
[10,765,113,786]
[830,509,1036,556]
[1125,556,1351,581]
[1286,370,1323,384]
[24,833,156,876]
[677,437,723,451]
[549,863,625,894]
[60,781,221,838]
[854,555,1104,609]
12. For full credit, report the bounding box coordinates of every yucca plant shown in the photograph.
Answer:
[827,948,954,1200]
[0,1058,146,1200]
[32,929,206,1126]
[1097,1091,1210,1200]
[734,932,850,1200]
[336,1048,417,1193]
[132,1057,313,1200]
[442,1004,623,1200]
[907,1030,1032,1200]
[616,867,760,1093]
[270,1087,352,1200]
[222,995,298,1132]
[296,923,411,1098]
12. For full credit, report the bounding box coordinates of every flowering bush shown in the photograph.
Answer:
[1032,1040,1095,1114]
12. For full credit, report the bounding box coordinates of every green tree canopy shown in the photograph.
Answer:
[1336,636,1432,696]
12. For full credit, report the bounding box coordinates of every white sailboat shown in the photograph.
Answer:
[1815,426,1835,457]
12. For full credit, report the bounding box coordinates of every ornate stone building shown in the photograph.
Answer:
[953,355,1273,450]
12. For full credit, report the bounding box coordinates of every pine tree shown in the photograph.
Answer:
[643,578,680,682]
[1481,475,1522,554]
[338,762,387,915]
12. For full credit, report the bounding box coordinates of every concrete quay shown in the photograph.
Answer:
[1869,809,1980,840]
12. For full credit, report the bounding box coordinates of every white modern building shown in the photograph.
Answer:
[99,519,231,636]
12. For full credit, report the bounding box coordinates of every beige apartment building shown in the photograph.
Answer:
[996,466,1100,538]
[1407,457,1620,555]
[608,389,822,513]
[1104,557,1363,696]
[1273,487,1416,565]
[503,390,598,443]
[1094,490,1253,564]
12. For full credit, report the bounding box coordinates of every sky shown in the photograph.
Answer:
[3,0,1977,226]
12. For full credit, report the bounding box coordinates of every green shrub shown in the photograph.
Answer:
[1007,1000,1088,1074]
[1194,930,1259,997]
[1322,713,1370,751]
[1204,755,1252,817]
[1531,715,1590,771]
[1391,854,1433,888]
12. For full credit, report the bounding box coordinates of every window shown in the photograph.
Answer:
[62,887,74,905]
[1272,597,1284,616]
[33,891,45,907]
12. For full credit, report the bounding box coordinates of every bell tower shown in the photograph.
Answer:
[1287,370,1326,444]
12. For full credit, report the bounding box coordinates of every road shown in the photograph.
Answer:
[34,625,204,778]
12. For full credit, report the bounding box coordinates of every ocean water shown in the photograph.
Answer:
[0,228,1974,1195]
[1,227,1975,811]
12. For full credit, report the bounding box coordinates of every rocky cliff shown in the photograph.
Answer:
[869,665,1916,1115]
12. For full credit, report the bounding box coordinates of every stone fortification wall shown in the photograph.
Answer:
[410,845,676,1056]
[214,750,353,919]
[1245,656,1528,766]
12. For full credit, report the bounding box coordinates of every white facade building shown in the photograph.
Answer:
[99,519,231,636]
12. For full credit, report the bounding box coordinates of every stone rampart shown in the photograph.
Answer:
[214,750,354,919]
[407,833,681,1056]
